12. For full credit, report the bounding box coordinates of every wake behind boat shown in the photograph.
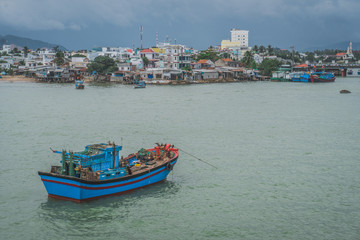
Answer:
[38,143,178,202]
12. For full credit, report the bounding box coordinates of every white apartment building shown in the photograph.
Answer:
[98,47,134,60]
[230,29,249,47]
[158,43,192,69]
[221,28,249,51]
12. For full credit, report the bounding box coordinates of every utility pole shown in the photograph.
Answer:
[156,32,159,47]
[140,25,143,50]
[290,45,295,70]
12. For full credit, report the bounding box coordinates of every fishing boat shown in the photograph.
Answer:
[290,71,335,83]
[38,143,179,202]
[75,80,85,89]
[134,80,146,89]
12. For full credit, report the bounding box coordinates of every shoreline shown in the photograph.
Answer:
[0,75,37,82]
[0,75,264,84]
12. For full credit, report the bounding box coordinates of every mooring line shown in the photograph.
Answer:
[178,148,218,169]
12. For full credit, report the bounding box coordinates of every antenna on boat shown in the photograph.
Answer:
[178,148,217,169]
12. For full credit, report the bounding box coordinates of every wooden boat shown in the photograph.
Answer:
[290,71,335,83]
[75,80,85,89]
[38,143,179,202]
[134,80,146,89]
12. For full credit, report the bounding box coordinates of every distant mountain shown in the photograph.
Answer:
[301,41,360,52]
[0,35,67,51]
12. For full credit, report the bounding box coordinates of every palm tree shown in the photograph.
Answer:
[23,46,29,57]
[253,45,258,53]
[54,51,65,66]
[259,45,266,56]
[242,50,254,68]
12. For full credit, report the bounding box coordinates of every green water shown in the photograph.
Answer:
[1,78,359,239]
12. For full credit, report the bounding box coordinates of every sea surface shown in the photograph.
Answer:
[1,78,359,240]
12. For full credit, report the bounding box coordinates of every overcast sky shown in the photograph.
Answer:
[0,0,359,50]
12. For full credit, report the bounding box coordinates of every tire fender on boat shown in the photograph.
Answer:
[166,162,173,171]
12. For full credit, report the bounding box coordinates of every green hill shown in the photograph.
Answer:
[0,35,67,51]
[302,41,360,52]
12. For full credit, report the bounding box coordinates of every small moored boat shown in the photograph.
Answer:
[38,143,179,202]
[134,80,146,89]
[75,80,85,89]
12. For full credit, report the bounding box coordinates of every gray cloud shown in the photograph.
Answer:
[0,0,359,49]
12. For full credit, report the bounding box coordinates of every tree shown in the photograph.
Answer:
[182,66,192,71]
[241,50,254,68]
[71,54,86,58]
[259,45,266,56]
[253,45,258,53]
[305,52,315,63]
[196,49,219,62]
[258,58,281,76]
[54,51,65,66]
[142,56,149,68]
[19,60,25,66]
[87,56,118,75]
[220,52,231,59]
[251,60,257,69]
[267,45,273,55]
[23,46,29,57]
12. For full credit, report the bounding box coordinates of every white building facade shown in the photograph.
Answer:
[230,29,249,47]
[221,28,249,51]
[158,43,192,70]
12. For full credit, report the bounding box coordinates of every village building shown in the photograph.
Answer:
[221,28,249,50]
[157,43,193,70]
[215,58,240,68]
[194,59,215,69]
[140,49,159,60]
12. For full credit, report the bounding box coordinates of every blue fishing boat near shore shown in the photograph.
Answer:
[134,80,146,89]
[75,79,85,89]
[290,71,335,83]
[38,143,178,202]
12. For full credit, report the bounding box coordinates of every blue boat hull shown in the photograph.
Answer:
[291,72,335,83]
[39,158,177,202]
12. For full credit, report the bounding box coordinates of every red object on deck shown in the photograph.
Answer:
[155,146,160,156]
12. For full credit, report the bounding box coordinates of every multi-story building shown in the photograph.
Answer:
[158,43,192,69]
[230,29,249,47]
[221,28,249,51]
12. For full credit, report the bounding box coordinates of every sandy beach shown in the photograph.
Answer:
[0,75,36,82]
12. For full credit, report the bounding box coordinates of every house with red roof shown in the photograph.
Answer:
[336,52,346,60]
[215,58,240,68]
[194,59,215,69]
[140,49,159,60]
